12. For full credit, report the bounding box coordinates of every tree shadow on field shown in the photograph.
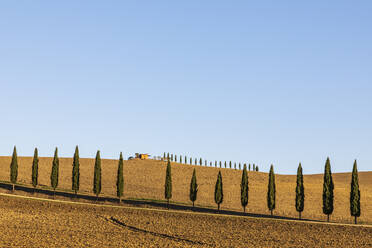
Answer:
[0,181,312,223]
[107,216,209,246]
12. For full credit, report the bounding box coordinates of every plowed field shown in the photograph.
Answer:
[1,156,372,224]
[0,195,371,247]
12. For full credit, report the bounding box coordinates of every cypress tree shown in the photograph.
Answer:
[224,161,227,168]
[93,150,102,200]
[185,155,187,164]
[295,163,304,219]
[175,155,177,162]
[31,148,39,189]
[50,147,59,197]
[190,157,192,165]
[10,146,18,192]
[239,163,241,170]
[167,153,170,160]
[199,158,202,166]
[164,160,172,208]
[180,155,182,164]
[323,157,334,222]
[240,164,249,212]
[210,161,212,166]
[253,164,256,171]
[195,158,197,165]
[256,166,259,172]
[350,160,360,224]
[171,154,173,161]
[189,168,198,208]
[205,160,207,166]
[249,163,251,171]
[215,161,217,167]
[116,152,124,203]
[267,164,276,216]
[234,162,236,169]
[229,161,232,169]
[163,152,166,159]
[214,171,223,211]
[72,146,80,195]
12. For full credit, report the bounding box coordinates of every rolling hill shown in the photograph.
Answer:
[1,194,371,247]
[0,156,371,224]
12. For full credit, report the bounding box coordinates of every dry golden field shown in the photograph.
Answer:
[0,194,371,247]
[0,156,371,224]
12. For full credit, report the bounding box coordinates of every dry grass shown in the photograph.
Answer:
[0,195,371,248]
[0,156,371,224]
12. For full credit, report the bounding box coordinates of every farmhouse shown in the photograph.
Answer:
[135,153,149,160]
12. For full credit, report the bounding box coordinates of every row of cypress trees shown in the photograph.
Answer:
[8,147,361,224]
[163,152,259,171]
[9,146,125,202]
[165,157,361,224]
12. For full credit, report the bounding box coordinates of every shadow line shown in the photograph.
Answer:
[0,181,313,223]
[108,216,209,246]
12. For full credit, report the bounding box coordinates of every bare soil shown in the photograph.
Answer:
[0,156,371,224]
[0,195,371,247]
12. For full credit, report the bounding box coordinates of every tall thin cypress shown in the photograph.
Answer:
[229,161,232,169]
[180,156,182,164]
[185,155,187,164]
[214,171,223,211]
[164,160,172,208]
[224,161,227,168]
[323,157,334,222]
[249,164,251,171]
[163,152,166,159]
[350,160,360,224]
[240,164,249,212]
[190,157,192,165]
[50,147,59,197]
[199,158,202,166]
[295,163,304,219]
[215,161,217,167]
[239,163,241,170]
[267,164,276,216]
[10,146,18,192]
[31,148,39,189]
[72,146,80,195]
[189,168,198,208]
[93,150,102,200]
[116,152,124,203]
[195,158,197,165]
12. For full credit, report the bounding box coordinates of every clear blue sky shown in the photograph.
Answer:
[1,1,371,174]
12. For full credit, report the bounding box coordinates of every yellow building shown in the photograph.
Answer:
[135,153,149,160]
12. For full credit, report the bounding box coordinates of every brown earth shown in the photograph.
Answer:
[0,156,371,224]
[0,195,371,248]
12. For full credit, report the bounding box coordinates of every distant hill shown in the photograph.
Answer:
[0,156,371,224]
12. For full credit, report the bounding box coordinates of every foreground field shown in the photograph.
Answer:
[0,194,371,247]
[0,156,372,224]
